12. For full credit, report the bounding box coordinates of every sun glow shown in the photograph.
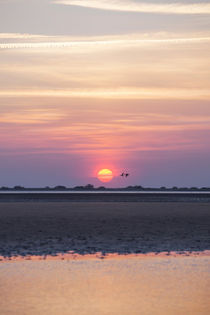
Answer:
[97,169,113,183]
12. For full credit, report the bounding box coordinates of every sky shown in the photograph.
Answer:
[0,0,210,188]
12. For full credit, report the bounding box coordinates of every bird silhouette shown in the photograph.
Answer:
[120,172,130,177]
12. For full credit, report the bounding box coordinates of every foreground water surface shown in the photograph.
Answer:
[0,255,209,315]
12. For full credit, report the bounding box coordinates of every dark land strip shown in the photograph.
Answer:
[1,192,210,202]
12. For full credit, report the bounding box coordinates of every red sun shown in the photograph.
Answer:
[97,169,113,183]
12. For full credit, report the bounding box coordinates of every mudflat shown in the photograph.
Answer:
[0,202,209,257]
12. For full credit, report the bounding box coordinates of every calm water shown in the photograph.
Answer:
[0,256,209,315]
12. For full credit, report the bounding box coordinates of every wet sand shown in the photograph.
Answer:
[0,202,209,257]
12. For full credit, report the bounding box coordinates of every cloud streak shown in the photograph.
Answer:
[2,103,210,159]
[54,0,210,15]
[1,32,209,101]
[1,87,210,100]
[1,35,210,49]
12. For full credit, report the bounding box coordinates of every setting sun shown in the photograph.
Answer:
[97,169,113,183]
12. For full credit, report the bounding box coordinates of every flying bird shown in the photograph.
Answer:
[120,172,130,177]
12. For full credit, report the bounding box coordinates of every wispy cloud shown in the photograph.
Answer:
[0,108,65,124]
[0,33,49,39]
[2,104,210,156]
[1,34,210,49]
[0,32,209,101]
[54,0,210,15]
[1,87,210,100]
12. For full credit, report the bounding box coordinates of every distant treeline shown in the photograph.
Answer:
[0,184,210,191]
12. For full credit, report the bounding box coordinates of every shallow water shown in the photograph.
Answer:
[0,255,210,315]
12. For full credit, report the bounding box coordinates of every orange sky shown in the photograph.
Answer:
[0,1,210,187]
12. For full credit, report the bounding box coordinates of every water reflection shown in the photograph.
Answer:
[0,254,209,315]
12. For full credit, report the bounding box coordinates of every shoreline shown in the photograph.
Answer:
[1,192,210,202]
[1,250,210,263]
